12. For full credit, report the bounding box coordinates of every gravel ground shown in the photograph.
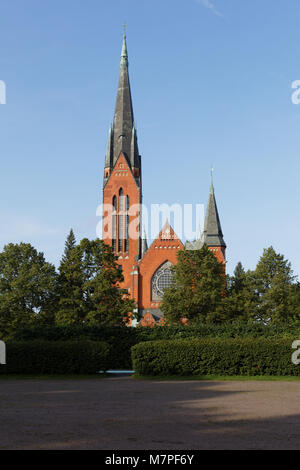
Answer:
[1,377,300,450]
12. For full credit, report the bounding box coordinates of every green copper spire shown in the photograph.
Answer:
[120,25,128,68]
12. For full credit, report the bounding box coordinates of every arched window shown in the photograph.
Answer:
[118,189,124,252]
[124,195,129,252]
[151,261,174,301]
[112,196,117,252]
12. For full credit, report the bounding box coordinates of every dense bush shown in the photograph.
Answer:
[0,340,109,375]
[131,337,300,376]
[8,322,300,369]
[10,325,136,369]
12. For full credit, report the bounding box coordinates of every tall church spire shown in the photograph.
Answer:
[120,29,128,67]
[203,175,226,248]
[104,30,140,172]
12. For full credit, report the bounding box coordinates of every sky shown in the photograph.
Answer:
[0,0,300,277]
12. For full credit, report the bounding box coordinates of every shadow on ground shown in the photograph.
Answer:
[0,377,300,449]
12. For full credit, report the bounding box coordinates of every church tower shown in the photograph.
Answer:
[102,33,227,324]
[102,32,142,297]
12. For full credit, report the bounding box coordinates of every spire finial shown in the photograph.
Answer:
[210,166,214,194]
[123,22,127,37]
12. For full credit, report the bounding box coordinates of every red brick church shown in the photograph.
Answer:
[102,33,226,326]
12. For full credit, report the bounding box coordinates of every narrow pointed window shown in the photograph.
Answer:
[118,189,124,252]
[112,196,117,252]
[124,195,129,252]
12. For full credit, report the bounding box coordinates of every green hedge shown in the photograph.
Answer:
[8,322,300,369]
[131,338,300,376]
[0,340,110,375]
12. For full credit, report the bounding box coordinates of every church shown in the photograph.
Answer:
[102,33,226,326]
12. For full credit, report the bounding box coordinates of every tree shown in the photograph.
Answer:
[56,229,85,325]
[80,238,136,326]
[0,243,57,337]
[160,245,225,324]
[224,262,258,321]
[254,246,296,323]
[56,234,136,326]
[287,282,300,321]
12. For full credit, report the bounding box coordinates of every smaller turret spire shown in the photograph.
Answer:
[104,124,113,171]
[203,172,226,248]
[141,225,148,257]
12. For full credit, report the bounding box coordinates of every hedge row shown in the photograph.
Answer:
[131,338,300,376]
[10,323,300,369]
[0,340,109,375]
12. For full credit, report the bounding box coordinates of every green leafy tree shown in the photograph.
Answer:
[287,282,300,321]
[80,238,136,325]
[161,245,225,324]
[56,235,136,326]
[224,262,258,321]
[254,246,296,323]
[0,243,57,337]
[56,229,85,325]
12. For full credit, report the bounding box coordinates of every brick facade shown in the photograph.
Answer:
[102,33,226,325]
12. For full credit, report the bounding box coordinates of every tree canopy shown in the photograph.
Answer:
[0,242,57,337]
[161,245,225,324]
[56,232,136,326]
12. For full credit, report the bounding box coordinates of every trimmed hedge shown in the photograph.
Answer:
[10,325,136,369]
[131,338,300,376]
[8,322,300,369]
[0,340,110,375]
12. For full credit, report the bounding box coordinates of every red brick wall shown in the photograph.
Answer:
[102,152,141,300]
[138,225,184,312]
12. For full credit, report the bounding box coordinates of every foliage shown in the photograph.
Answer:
[79,238,136,325]
[0,243,58,337]
[10,324,138,369]
[11,322,300,369]
[161,245,225,324]
[223,262,258,321]
[56,229,85,325]
[0,340,110,375]
[56,235,136,326]
[224,247,300,324]
[131,337,300,376]
[254,246,296,323]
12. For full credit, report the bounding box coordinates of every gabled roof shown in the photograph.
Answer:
[140,219,183,260]
[158,219,181,242]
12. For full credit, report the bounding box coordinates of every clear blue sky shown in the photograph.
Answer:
[0,0,300,277]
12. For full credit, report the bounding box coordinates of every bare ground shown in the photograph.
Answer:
[1,376,300,450]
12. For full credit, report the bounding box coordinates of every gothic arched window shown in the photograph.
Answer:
[112,196,117,252]
[151,261,174,301]
[118,188,124,252]
[124,195,129,252]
